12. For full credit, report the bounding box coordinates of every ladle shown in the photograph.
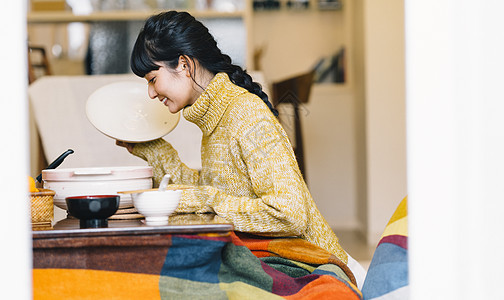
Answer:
[36,149,74,182]
[158,174,172,191]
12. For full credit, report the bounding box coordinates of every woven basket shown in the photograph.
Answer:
[30,188,55,224]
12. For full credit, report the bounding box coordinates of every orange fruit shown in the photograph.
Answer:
[28,176,39,193]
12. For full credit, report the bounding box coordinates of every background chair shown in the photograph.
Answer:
[28,45,52,84]
[27,45,53,175]
[272,70,315,178]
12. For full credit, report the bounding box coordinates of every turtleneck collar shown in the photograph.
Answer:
[183,72,245,136]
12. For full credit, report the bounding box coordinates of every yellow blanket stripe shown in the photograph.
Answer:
[380,216,408,240]
[387,196,408,226]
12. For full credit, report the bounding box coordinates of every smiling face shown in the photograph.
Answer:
[145,59,200,113]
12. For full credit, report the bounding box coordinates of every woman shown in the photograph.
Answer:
[119,11,362,279]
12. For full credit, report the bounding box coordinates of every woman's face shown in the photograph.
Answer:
[145,61,198,113]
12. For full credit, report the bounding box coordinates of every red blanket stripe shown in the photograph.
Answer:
[377,235,407,249]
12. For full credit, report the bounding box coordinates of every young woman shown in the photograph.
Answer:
[118,11,365,283]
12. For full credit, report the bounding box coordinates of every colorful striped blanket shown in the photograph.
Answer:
[34,231,362,299]
[361,197,409,299]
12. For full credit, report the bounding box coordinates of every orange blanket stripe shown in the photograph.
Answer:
[33,269,160,300]
[284,275,362,300]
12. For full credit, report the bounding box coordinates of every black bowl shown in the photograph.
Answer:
[65,195,120,228]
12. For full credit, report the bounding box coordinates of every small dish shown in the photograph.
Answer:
[131,190,182,225]
[86,81,180,142]
[66,195,120,228]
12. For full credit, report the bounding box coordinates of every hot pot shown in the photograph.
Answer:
[42,166,153,211]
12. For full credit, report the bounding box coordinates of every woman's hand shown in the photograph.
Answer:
[116,140,135,154]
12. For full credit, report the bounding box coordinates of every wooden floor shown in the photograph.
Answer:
[334,229,375,271]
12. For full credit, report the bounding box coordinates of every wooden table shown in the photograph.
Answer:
[33,214,233,272]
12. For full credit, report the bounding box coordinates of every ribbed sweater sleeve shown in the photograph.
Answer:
[179,184,307,237]
[131,138,200,187]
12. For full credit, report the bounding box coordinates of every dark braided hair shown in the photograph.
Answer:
[131,11,278,116]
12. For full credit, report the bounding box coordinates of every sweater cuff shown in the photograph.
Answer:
[176,185,214,214]
[131,138,170,161]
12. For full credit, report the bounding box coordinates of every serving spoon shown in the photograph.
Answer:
[158,174,172,191]
[36,149,74,183]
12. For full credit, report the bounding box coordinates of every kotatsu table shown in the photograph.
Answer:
[32,213,362,299]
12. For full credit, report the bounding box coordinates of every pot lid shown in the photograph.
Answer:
[42,166,153,181]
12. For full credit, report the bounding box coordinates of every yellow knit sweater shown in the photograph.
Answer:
[132,73,348,263]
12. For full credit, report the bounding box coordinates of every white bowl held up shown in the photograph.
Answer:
[86,81,180,143]
[132,190,182,225]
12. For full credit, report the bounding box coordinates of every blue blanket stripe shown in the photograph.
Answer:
[361,243,408,299]
[161,236,226,283]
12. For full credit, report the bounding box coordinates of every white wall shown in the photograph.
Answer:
[0,1,32,299]
[407,0,504,298]
[363,0,407,245]
[304,85,358,229]
[351,0,369,241]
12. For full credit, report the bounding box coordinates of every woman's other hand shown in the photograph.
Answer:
[116,140,135,153]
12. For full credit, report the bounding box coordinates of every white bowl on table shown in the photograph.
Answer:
[129,189,182,225]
